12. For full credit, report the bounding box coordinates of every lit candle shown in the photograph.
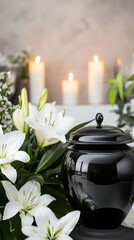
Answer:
[29,56,45,105]
[88,55,104,104]
[62,73,79,105]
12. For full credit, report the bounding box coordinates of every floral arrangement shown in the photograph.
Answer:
[0,72,93,239]
[105,70,134,130]
[0,49,30,80]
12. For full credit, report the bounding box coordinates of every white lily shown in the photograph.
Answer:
[22,207,80,240]
[0,129,30,183]
[2,180,55,226]
[12,88,29,134]
[24,103,75,147]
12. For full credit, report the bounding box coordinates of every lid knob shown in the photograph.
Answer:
[96,113,104,128]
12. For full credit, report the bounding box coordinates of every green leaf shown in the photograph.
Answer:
[126,82,134,100]
[117,77,124,101]
[43,185,72,217]
[105,79,117,85]
[36,142,69,173]
[116,70,124,101]
[108,86,118,105]
[127,73,134,81]
[66,119,95,140]
[116,69,124,81]
[28,174,44,185]
[44,165,61,177]
[44,177,61,185]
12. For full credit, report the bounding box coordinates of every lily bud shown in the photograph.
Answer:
[38,88,48,111]
[12,109,24,133]
[19,95,22,109]
[21,88,29,117]
[12,88,29,134]
[60,109,65,116]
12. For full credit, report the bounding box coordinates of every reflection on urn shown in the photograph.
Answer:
[62,113,134,239]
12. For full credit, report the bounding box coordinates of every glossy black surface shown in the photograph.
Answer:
[62,145,134,229]
[70,225,134,240]
[96,113,104,128]
[70,126,133,145]
[69,113,133,145]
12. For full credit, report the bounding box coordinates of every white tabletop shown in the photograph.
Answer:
[57,104,118,126]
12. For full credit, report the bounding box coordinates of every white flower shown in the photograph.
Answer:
[12,88,29,134]
[12,108,25,132]
[22,207,80,240]
[2,180,55,226]
[122,207,134,228]
[24,103,75,147]
[0,129,30,183]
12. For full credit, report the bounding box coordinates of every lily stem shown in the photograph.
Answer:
[29,146,41,171]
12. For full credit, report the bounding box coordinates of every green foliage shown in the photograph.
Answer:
[36,142,69,173]
[105,69,124,105]
[105,70,134,129]
[126,82,134,100]
[108,85,118,106]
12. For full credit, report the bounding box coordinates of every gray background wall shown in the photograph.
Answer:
[0,0,134,104]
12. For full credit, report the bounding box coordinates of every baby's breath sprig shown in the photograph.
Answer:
[0,72,15,133]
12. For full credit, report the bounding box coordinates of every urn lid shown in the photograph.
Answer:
[69,113,133,145]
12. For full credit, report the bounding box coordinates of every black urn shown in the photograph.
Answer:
[62,113,134,230]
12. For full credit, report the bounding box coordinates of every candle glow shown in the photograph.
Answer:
[69,73,73,82]
[117,58,122,65]
[35,56,41,64]
[94,55,99,63]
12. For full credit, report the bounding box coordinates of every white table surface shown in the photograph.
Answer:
[57,104,118,126]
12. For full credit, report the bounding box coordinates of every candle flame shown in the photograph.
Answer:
[69,73,73,82]
[117,58,122,65]
[94,55,99,63]
[35,56,41,64]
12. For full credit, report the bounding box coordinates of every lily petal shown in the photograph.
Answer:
[20,212,34,227]
[29,195,55,216]
[1,164,17,183]
[39,103,57,123]
[24,103,39,129]
[22,226,39,237]
[38,194,55,207]
[58,211,80,235]
[52,133,66,143]
[13,151,30,163]
[57,234,73,240]
[35,207,58,237]
[55,116,75,135]
[2,180,18,201]
[0,131,25,157]
[18,181,41,205]
[34,127,56,147]
[3,201,22,220]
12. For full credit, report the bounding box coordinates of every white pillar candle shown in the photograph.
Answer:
[88,56,104,104]
[29,56,45,105]
[62,73,79,105]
